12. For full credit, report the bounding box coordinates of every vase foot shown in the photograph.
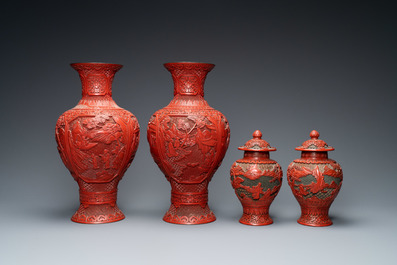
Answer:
[239,206,273,226]
[163,204,216,225]
[297,207,332,227]
[239,213,273,226]
[71,203,125,224]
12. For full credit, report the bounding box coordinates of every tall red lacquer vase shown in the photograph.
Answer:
[55,63,140,224]
[147,62,230,224]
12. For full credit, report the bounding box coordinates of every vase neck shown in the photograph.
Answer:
[243,151,270,160]
[164,62,215,97]
[71,63,122,98]
[300,151,328,160]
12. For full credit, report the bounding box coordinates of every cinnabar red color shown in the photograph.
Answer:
[55,63,140,224]
[230,130,282,225]
[287,130,343,226]
[147,62,230,224]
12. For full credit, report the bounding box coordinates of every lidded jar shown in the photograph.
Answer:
[287,130,343,226]
[230,130,282,225]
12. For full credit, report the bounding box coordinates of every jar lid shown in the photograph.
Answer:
[238,130,276,152]
[295,130,334,151]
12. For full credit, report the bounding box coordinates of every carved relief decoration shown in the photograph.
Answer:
[287,130,343,226]
[55,63,140,224]
[230,131,282,225]
[147,62,230,224]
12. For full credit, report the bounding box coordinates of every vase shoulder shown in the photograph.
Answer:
[235,157,278,164]
[151,104,226,118]
[74,97,121,109]
[164,95,212,109]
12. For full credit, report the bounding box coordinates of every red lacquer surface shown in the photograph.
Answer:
[287,130,343,226]
[230,130,282,225]
[147,62,230,224]
[55,63,140,224]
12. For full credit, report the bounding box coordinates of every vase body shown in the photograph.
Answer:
[55,63,140,224]
[287,130,343,226]
[147,62,230,224]
[230,130,282,225]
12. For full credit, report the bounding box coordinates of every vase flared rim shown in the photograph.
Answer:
[71,62,123,68]
[164,62,215,67]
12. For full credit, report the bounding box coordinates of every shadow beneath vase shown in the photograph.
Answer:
[329,214,357,227]
[121,207,165,221]
[216,212,242,224]
[22,204,77,223]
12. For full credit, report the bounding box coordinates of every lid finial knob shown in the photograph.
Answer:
[253,130,262,139]
[310,130,320,139]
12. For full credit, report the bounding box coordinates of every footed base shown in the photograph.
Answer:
[163,204,216,225]
[239,207,273,226]
[239,213,273,226]
[71,203,125,224]
[297,216,332,227]
[297,207,332,227]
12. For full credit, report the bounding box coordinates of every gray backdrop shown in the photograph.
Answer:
[1,1,396,264]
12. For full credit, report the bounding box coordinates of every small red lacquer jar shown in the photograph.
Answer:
[287,130,343,226]
[230,130,282,225]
